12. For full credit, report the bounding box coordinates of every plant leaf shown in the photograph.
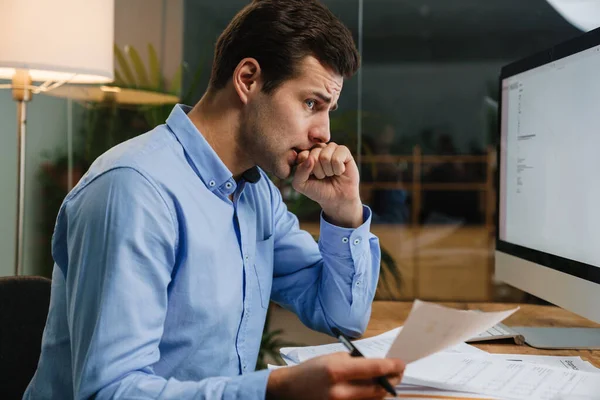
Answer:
[114,44,136,87]
[127,45,150,88]
[169,65,182,95]
[148,43,162,90]
[182,60,204,103]
[113,69,126,87]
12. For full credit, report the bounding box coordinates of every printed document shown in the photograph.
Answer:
[403,353,600,400]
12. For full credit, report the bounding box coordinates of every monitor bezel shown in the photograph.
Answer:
[495,27,600,287]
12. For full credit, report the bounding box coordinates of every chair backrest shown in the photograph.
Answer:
[0,276,51,399]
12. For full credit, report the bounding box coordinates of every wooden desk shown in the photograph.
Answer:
[365,302,600,368]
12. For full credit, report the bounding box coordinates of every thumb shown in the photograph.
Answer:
[292,156,314,188]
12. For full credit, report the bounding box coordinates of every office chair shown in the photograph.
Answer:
[0,276,51,399]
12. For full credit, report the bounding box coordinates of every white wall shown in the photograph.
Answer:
[115,0,183,90]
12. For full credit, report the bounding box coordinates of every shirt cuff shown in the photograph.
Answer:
[318,205,372,258]
[224,369,271,400]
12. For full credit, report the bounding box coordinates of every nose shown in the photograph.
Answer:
[308,114,331,144]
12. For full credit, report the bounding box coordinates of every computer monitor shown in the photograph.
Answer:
[496,27,600,349]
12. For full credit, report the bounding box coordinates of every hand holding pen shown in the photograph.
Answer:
[333,327,399,397]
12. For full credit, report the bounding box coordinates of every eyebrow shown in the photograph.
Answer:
[312,91,338,112]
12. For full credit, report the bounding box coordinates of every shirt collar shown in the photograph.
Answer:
[165,104,261,191]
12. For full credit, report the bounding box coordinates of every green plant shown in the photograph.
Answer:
[375,247,403,300]
[256,307,301,370]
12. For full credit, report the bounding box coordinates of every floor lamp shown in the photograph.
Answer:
[0,0,115,276]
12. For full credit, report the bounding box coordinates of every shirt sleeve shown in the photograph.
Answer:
[58,167,270,399]
[268,180,382,338]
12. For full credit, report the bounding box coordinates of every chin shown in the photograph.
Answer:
[274,167,291,180]
[273,163,293,180]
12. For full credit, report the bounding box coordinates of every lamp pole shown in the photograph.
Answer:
[12,69,32,276]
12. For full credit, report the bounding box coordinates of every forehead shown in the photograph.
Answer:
[286,56,344,95]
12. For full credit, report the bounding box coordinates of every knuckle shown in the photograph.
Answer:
[319,153,331,163]
[329,385,349,400]
[325,364,341,384]
[329,390,344,400]
[373,364,386,377]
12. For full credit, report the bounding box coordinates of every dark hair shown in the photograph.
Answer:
[208,0,360,93]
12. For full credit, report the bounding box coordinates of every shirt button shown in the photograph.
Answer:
[244,254,249,262]
[225,182,233,189]
[342,237,349,243]
[209,180,216,187]
[353,238,361,245]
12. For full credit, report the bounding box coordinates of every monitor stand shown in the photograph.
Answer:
[512,327,600,349]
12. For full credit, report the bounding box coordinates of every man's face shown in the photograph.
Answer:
[239,56,343,179]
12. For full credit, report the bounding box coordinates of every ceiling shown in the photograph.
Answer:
[333,0,576,37]
[189,0,581,62]
[195,0,578,37]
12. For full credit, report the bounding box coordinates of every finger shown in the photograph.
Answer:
[331,145,351,176]
[318,143,336,177]
[292,153,314,188]
[386,373,403,388]
[310,147,326,179]
[329,381,389,400]
[296,150,310,166]
[338,358,405,382]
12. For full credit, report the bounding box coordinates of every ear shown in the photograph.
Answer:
[232,58,262,105]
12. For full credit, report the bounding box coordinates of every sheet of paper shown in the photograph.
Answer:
[391,385,501,399]
[386,300,518,363]
[280,326,485,364]
[280,328,400,364]
[267,364,288,370]
[403,353,600,400]
[488,354,600,373]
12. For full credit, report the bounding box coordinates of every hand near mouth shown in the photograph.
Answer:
[292,142,363,228]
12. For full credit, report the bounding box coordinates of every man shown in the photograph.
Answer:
[24,0,405,399]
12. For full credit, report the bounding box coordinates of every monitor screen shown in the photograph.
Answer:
[499,42,600,271]
[496,28,600,324]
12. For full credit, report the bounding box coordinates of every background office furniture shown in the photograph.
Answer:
[300,145,499,301]
[0,276,51,399]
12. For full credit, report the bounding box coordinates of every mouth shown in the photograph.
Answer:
[290,148,300,165]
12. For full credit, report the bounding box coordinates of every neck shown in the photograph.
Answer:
[188,89,252,180]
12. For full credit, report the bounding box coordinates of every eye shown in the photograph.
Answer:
[305,99,316,110]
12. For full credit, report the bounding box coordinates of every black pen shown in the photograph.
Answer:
[332,327,397,397]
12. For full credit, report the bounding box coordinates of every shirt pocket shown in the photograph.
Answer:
[253,236,274,309]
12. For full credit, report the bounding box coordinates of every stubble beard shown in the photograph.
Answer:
[240,103,292,180]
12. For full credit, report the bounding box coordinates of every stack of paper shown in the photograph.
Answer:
[279,327,486,366]
[273,301,600,400]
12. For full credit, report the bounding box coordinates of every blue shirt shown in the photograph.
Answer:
[24,105,381,400]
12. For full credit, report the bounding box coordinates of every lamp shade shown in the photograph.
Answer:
[0,0,114,83]
[547,0,600,32]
